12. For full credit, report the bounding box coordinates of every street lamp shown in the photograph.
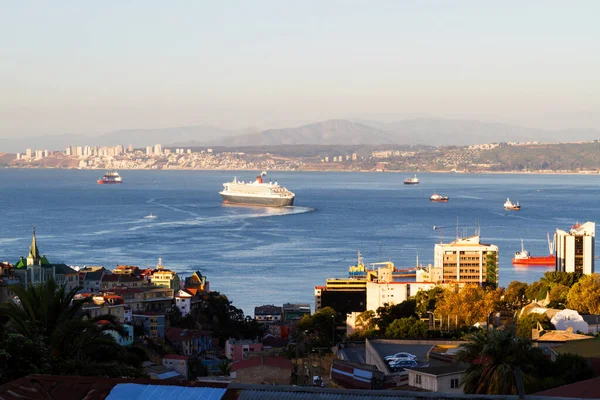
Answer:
[427,311,436,330]
[331,315,336,347]
[433,226,444,244]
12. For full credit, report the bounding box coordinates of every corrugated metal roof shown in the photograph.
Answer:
[106,383,226,400]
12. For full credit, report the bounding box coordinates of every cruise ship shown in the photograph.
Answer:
[97,171,123,184]
[219,173,295,207]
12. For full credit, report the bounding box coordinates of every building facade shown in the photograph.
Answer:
[555,222,595,275]
[434,236,498,285]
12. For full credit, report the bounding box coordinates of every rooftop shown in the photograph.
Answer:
[405,364,467,377]
[231,356,293,372]
[534,376,600,398]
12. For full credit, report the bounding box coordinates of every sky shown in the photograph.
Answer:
[0,1,599,138]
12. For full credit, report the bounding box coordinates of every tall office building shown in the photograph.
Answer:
[154,144,162,155]
[434,235,499,285]
[146,146,153,155]
[25,148,32,158]
[555,222,595,275]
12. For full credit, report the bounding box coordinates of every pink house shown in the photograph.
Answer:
[225,339,264,362]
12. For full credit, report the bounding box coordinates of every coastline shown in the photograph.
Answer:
[2,165,600,175]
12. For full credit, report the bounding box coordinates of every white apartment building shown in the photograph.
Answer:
[434,236,498,285]
[555,222,595,275]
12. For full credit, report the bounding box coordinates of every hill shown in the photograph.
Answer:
[355,118,600,146]
[207,119,396,146]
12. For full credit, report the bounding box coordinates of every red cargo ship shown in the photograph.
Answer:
[512,235,555,266]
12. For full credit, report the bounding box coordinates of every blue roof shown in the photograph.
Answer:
[106,383,226,400]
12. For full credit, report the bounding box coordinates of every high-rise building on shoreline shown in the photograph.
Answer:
[555,221,595,275]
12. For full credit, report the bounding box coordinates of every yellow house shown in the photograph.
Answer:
[151,258,180,290]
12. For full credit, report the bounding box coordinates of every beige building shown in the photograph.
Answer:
[434,236,498,285]
[366,264,435,311]
[555,222,595,275]
[406,365,466,393]
[151,258,180,290]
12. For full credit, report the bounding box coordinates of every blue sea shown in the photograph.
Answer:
[1,169,599,315]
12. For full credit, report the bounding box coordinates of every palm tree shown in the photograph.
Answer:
[0,280,143,379]
[456,327,541,396]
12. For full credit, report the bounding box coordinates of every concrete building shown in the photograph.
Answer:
[405,365,466,393]
[166,328,213,356]
[282,303,311,322]
[230,356,292,385]
[254,305,283,324]
[175,289,193,317]
[434,235,498,285]
[366,264,435,311]
[162,355,189,380]
[150,258,180,290]
[146,146,153,155]
[226,339,263,362]
[133,312,166,338]
[115,286,174,312]
[154,144,163,155]
[555,221,595,275]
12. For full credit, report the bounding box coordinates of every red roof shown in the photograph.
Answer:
[166,327,212,342]
[534,376,600,398]
[231,356,293,372]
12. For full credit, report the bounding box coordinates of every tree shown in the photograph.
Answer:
[547,284,570,309]
[414,287,443,318]
[567,274,600,314]
[375,300,417,332]
[541,271,582,288]
[525,281,547,301]
[296,307,337,346]
[456,328,542,395]
[485,252,498,289]
[551,353,594,386]
[385,317,427,339]
[516,313,554,339]
[504,281,528,310]
[351,310,377,338]
[0,280,144,383]
[435,285,502,329]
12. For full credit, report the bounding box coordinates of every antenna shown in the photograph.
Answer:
[456,217,459,239]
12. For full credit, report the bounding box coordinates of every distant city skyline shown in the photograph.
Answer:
[1,1,599,138]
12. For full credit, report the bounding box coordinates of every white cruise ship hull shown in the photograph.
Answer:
[220,193,294,207]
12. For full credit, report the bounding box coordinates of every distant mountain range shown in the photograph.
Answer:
[1,118,599,153]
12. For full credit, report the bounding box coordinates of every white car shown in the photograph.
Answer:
[384,352,417,361]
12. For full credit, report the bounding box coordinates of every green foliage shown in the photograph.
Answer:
[296,307,338,346]
[541,271,582,288]
[0,280,145,384]
[414,287,443,318]
[181,291,264,343]
[385,317,428,339]
[504,281,528,309]
[516,314,554,339]
[351,310,377,338]
[375,300,417,332]
[567,274,600,314]
[485,252,498,289]
[217,360,231,375]
[525,281,547,301]
[551,353,594,386]
[456,328,543,395]
[547,284,570,309]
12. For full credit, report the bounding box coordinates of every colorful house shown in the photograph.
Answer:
[166,327,213,356]
[150,258,180,291]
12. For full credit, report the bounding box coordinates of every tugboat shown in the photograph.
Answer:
[404,174,420,185]
[97,171,123,184]
[430,193,449,202]
[504,198,521,210]
[512,235,556,266]
[143,213,158,219]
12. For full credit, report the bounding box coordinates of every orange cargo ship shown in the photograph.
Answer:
[512,235,555,266]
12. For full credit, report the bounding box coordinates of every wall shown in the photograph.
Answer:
[232,365,290,385]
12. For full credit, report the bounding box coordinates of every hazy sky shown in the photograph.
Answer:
[1,1,599,137]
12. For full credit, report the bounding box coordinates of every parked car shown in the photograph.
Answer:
[384,352,417,361]
[388,360,417,371]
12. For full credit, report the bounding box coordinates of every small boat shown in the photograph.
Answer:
[512,235,556,266]
[404,174,420,185]
[430,193,449,202]
[143,214,158,219]
[97,171,122,184]
[504,198,521,210]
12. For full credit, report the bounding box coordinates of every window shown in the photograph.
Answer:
[415,375,422,384]
[451,378,459,388]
